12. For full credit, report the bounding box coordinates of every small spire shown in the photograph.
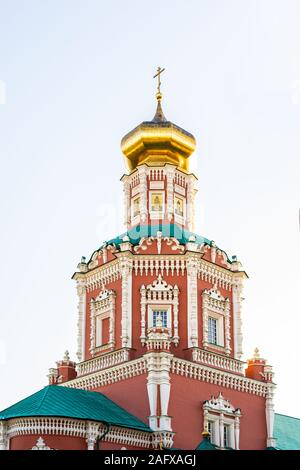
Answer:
[253,347,260,360]
[63,350,70,362]
[152,66,167,122]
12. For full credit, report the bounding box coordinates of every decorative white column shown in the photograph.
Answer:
[140,284,147,345]
[120,255,133,348]
[166,165,175,222]
[173,285,179,345]
[229,423,235,449]
[86,421,100,450]
[219,414,224,448]
[0,422,8,450]
[159,355,172,431]
[187,256,198,348]
[232,278,244,360]
[145,352,173,432]
[224,297,231,356]
[122,177,130,226]
[76,279,86,362]
[234,416,240,450]
[266,385,277,447]
[186,176,197,232]
[138,166,148,223]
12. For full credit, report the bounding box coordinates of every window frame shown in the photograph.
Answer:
[149,190,165,219]
[148,305,171,330]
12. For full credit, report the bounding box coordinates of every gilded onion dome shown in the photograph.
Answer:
[121,91,196,173]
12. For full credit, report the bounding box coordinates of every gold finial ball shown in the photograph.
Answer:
[156,91,162,102]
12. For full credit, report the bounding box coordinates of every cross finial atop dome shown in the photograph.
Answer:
[152,66,167,122]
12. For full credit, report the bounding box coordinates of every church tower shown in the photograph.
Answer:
[0,70,277,450]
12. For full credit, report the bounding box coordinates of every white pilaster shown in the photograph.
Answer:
[166,164,175,222]
[86,421,99,450]
[186,176,197,232]
[138,166,148,223]
[120,255,133,348]
[187,256,198,348]
[234,416,240,450]
[145,352,173,432]
[219,414,224,448]
[232,279,244,360]
[266,385,277,448]
[224,298,231,355]
[0,422,8,450]
[76,279,86,362]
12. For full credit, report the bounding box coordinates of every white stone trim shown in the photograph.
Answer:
[140,275,180,346]
[192,348,244,374]
[76,349,130,376]
[6,417,153,450]
[265,384,277,448]
[31,436,51,450]
[90,289,116,355]
[203,393,241,449]
[64,357,147,390]
[84,261,121,292]
[166,165,175,221]
[145,352,173,432]
[171,357,269,397]
[187,256,198,347]
[0,421,8,450]
[119,255,132,348]
[138,166,148,223]
[202,285,231,355]
[76,279,86,362]
[7,417,87,438]
[232,280,244,360]
[150,181,164,190]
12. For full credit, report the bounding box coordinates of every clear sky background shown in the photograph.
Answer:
[0,0,299,418]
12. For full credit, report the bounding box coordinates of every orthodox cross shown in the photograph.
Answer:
[153,66,165,94]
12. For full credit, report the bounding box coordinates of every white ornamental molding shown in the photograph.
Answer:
[202,285,231,355]
[31,437,51,450]
[76,348,130,377]
[165,164,176,221]
[203,393,241,449]
[265,384,277,448]
[134,233,185,255]
[133,256,186,276]
[145,352,173,432]
[232,279,244,360]
[171,358,269,397]
[140,275,179,346]
[76,279,87,362]
[90,288,116,356]
[64,357,147,390]
[0,422,8,450]
[6,418,153,450]
[138,166,148,223]
[84,261,121,292]
[187,256,198,348]
[203,392,241,416]
[119,255,133,348]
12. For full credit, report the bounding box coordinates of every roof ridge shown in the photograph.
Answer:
[275,412,300,421]
[36,386,51,413]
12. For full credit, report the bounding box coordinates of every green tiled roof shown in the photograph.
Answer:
[0,385,152,433]
[89,223,232,264]
[274,413,300,450]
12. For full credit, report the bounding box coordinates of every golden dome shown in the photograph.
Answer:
[121,94,196,173]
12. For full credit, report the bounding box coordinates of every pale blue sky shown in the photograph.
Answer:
[0,0,299,418]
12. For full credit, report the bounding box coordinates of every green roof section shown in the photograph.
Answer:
[274,413,300,450]
[88,223,232,265]
[0,385,152,433]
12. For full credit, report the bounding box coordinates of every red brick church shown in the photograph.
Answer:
[1,71,297,451]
